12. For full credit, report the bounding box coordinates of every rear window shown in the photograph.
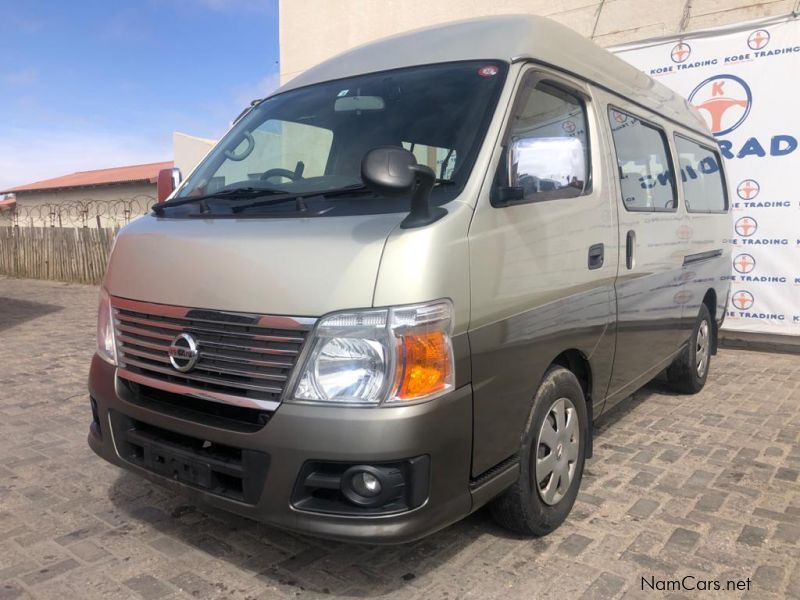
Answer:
[674,136,728,213]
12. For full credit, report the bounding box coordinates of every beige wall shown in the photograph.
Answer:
[279,0,796,83]
[6,182,155,228]
[173,131,216,179]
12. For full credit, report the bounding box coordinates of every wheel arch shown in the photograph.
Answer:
[550,349,594,458]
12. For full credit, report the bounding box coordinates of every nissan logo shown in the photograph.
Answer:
[168,333,200,372]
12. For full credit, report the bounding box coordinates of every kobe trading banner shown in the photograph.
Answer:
[612,14,800,336]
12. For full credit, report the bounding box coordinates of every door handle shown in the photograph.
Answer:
[626,230,636,270]
[588,243,604,270]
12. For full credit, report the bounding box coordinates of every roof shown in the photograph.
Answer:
[276,15,708,134]
[3,161,174,194]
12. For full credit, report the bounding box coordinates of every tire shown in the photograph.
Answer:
[490,366,588,536]
[667,303,712,394]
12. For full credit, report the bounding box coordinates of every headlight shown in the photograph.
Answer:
[292,300,454,405]
[96,287,118,365]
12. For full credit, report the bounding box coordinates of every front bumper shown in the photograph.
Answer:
[87,354,473,543]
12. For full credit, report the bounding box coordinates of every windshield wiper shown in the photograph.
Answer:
[152,187,286,214]
[230,184,372,214]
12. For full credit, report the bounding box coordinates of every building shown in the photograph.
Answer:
[0,161,173,227]
[173,131,215,180]
[0,194,15,213]
[2,132,215,206]
[2,161,172,207]
[0,131,215,227]
[278,1,795,84]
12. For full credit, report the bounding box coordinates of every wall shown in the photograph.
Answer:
[173,131,216,179]
[12,181,154,208]
[279,0,798,83]
[7,181,154,228]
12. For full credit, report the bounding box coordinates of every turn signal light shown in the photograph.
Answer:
[396,331,452,400]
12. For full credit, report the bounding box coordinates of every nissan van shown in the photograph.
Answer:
[88,15,731,543]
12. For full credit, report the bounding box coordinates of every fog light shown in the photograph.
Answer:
[341,465,389,507]
[352,471,382,497]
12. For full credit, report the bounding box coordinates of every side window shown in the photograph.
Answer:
[493,78,590,204]
[674,136,728,212]
[608,108,677,212]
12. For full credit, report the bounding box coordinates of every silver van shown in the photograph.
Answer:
[88,15,731,543]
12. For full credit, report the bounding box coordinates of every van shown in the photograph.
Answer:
[88,15,731,543]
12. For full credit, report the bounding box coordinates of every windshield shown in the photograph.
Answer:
[174,61,507,217]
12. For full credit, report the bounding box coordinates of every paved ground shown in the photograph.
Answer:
[1,276,799,600]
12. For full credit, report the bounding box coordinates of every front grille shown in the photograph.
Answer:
[117,379,272,433]
[112,297,315,414]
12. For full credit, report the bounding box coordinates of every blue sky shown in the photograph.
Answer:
[0,0,280,190]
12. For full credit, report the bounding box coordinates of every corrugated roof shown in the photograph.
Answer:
[3,161,174,193]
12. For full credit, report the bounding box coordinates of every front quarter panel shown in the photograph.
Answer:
[371,200,474,336]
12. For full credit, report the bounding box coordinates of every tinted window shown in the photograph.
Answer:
[497,80,589,202]
[608,108,677,212]
[675,136,728,212]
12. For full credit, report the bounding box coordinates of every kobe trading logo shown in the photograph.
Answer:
[747,29,770,50]
[735,216,758,237]
[737,179,760,200]
[689,74,752,136]
[732,290,755,310]
[733,253,756,274]
[670,42,691,63]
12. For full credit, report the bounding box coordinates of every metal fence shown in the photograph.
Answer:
[0,196,153,229]
[0,197,154,284]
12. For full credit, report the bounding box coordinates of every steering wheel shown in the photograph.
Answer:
[223,131,255,162]
[259,168,298,182]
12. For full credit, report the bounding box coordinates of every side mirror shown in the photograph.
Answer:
[361,146,446,229]
[157,167,182,203]
[361,146,417,195]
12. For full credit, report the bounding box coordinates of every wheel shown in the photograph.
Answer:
[490,366,588,536]
[666,303,712,394]
[667,304,712,394]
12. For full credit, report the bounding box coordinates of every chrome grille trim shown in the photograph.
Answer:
[115,313,306,344]
[121,357,285,394]
[117,323,174,341]
[111,296,315,411]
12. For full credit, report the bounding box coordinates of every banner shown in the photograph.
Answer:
[611,14,800,336]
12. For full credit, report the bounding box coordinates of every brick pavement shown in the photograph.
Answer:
[1,275,799,599]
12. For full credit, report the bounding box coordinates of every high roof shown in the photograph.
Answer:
[277,15,707,134]
[3,161,174,194]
